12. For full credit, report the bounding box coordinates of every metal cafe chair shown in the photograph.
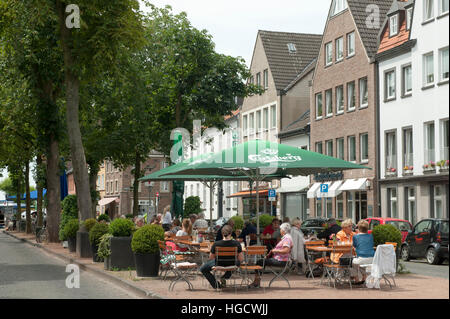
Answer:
[240,246,267,292]
[322,243,354,289]
[212,246,240,293]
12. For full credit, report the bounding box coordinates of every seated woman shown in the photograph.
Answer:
[164,218,181,237]
[330,219,355,264]
[262,218,281,250]
[248,223,293,288]
[166,218,192,252]
[352,220,375,282]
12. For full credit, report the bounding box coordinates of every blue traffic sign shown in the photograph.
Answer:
[320,184,329,193]
[268,189,276,198]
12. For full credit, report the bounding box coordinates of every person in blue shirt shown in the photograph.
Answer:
[238,221,257,246]
[352,219,375,283]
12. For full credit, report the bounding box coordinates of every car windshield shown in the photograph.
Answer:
[386,220,411,231]
[440,221,449,235]
[302,220,322,227]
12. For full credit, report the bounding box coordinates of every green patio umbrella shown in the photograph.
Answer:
[162,140,371,243]
[139,152,288,227]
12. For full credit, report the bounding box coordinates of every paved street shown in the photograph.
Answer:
[403,259,449,279]
[0,232,140,299]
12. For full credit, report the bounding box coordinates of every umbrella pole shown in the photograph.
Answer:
[209,181,213,229]
[256,178,260,245]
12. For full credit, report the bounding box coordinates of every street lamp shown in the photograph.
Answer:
[144,165,155,224]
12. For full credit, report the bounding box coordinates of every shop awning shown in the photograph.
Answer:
[227,189,269,198]
[307,183,321,199]
[98,197,118,206]
[339,178,368,191]
[328,181,344,197]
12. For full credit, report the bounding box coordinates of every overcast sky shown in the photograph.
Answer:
[141,0,330,66]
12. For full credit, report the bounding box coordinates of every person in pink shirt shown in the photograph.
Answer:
[248,223,293,288]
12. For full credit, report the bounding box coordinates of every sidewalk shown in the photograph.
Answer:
[3,230,449,299]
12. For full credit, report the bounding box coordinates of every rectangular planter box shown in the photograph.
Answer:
[105,236,135,270]
[76,231,92,258]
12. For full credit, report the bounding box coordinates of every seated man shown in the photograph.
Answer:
[192,213,209,230]
[216,219,237,241]
[262,218,281,250]
[248,223,293,288]
[200,225,244,289]
[238,221,257,246]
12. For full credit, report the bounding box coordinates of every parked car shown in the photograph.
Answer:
[365,217,412,243]
[301,218,331,236]
[400,218,449,265]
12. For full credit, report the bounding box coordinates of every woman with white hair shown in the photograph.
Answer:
[248,222,293,288]
[290,218,306,273]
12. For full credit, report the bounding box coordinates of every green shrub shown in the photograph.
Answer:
[230,215,244,231]
[61,218,79,240]
[125,214,134,219]
[109,218,135,237]
[372,224,402,248]
[184,196,202,218]
[131,224,165,254]
[97,214,110,223]
[82,218,97,232]
[59,195,78,240]
[258,214,274,229]
[89,222,109,246]
[97,234,112,259]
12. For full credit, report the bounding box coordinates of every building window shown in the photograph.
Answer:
[423,52,435,85]
[347,81,356,110]
[402,64,413,96]
[336,37,344,62]
[439,47,449,82]
[406,7,413,30]
[326,89,333,116]
[347,192,353,219]
[326,140,333,157]
[337,137,345,160]
[347,32,355,57]
[359,77,368,107]
[332,0,348,16]
[336,85,344,113]
[270,105,276,128]
[440,119,449,160]
[386,131,397,174]
[316,199,323,217]
[243,115,248,136]
[389,14,398,37]
[424,0,435,21]
[256,110,261,132]
[256,72,261,87]
[316,142,323,154]
[424,122,435,164]
[315,92,323,119]
[348,136,356,162]
[263,69,269,89]
[405,187,416,225]
[360,133,369,163]
[385,69,396,100]
[115,180,118,193]
[249,76,254,84]
[249,112,254,134]
[403,128,414,170]
[440,0,450,14]
[325,42,333,66]
[387,188,398,218]
[263,108,269,130]
[337,194,344,219]
[431,185,445,218]
[287,43,297,53]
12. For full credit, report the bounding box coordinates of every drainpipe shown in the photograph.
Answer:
[375,61,382,218]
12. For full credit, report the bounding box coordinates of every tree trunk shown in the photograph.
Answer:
[46,134,61,242]
[89,162,100,219]
[25,161,32,234]
[15,174,21,229]
[133,152,141,217]
[36,155,44,227]
[57,0,92,222]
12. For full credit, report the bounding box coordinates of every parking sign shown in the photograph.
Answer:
[318,184,329,198]
[268,189,276,201]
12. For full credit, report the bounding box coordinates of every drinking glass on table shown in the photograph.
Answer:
[245,235,250,247]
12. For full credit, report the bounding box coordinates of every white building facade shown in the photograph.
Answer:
[378,0,449,224]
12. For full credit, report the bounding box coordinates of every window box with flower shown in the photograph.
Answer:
[437,160,449,173]
[403,166,414,176]
[386,167,398,177]
[423,161,437,174]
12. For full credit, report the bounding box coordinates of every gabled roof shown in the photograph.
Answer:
[258,30,322,91]
[283,58,316,93]
[347,0,393,59]
[278,110,310,139]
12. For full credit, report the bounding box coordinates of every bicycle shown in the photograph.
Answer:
[35,226,48,243]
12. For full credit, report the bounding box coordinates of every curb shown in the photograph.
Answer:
[2,230,165,299]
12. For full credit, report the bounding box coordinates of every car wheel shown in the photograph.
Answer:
[426,247,442,265]
[401,245,410,261]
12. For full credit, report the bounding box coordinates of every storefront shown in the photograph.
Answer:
[229,189,275,219]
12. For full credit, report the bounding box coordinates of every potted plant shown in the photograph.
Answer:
[230,215,244,237]
[386,167,397,177]
[423,162,436,173]
[131,224,165,277]
[62,218,79,252]
[97,234,112,269]
[105,218,135,270]
[89,222,109,262]
[437,160,449,173]
[403,166,413,175]
[97,214,111,223]
[59,195,78,247]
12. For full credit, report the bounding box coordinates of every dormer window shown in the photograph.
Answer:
[389,14,398,37]
[332,0,348,16]
[406,7,413,30]
[287,43,296,53]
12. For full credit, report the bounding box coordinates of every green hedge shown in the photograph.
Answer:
[372,224,402,248]
[131,224,165,254]
[109,218,135,237]
[97,214,110,223]
[250,214,274,230]
[82,218,97,232]
[89,222,109,246]
[230,215,244,231]
[59,195,78,240]
[61,218,79,240]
